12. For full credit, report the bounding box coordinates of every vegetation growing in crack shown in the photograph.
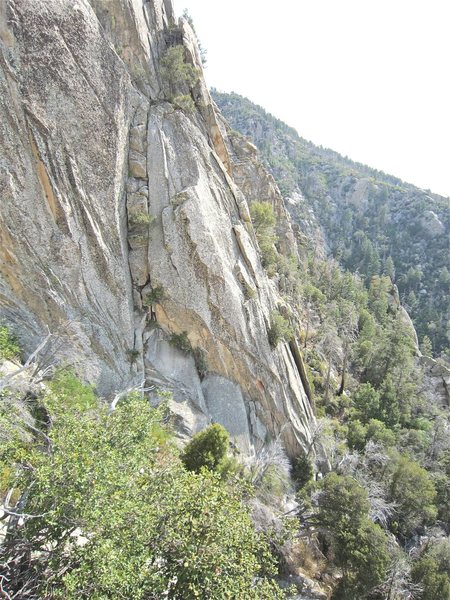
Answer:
[242,280,256,300]
[126,348,140,363]
[169,331,208,378]
[169,330,192,354]
[142,285,165,307]
[268,311,294,347]
[160,45,199,113]
[250,201,278,275]
[128,210,154,226]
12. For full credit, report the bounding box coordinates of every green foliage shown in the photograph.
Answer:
[389,455,437,535]
[259,464,290,500]
[181,423,230,474]
[250,201,276,233]
[0,390,34,494]
[169,330,192,353]
[303,282,326,307]
[353,305,419,429]
[432,471,450,522]
[142,285,165,307]
[127,233,148,247]
[268,311,294,347]
[364,418,397,447]
[383,255,395,278]
[315,473,370,530]
[346,419,367,451]
[167,333,207,378]
[242,280,256,300]
[250,202,279,273]
[420,334,433,357]
[347,415,397,453]
[331,518,390,599]
[259,237,279,274]
[173,93,196,112]
[160,45,198,109]
[352,382,381,423]
[291,454,313,490]
[128,210,154,226]
[411,555,450,600]
[313,473,389,597]
[46,370,97,414]
[1,379,283,599]
[126,348,140,363]
[0,325,20,361]
[193,347,208,379]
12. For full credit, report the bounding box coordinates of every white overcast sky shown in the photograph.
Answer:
[173,0,450,198]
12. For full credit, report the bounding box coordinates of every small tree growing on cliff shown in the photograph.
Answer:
[268,311,294,348]
[160,45,198,111]
[250,202,278,273]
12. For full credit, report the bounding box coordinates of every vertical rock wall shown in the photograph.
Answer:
[0,0,316,456]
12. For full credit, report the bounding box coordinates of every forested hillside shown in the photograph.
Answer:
[213,90,450,356]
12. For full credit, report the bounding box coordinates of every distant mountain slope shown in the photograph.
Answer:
[213,90,450,355]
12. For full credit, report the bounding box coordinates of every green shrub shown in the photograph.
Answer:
[181,423,230,474]
[291,454,314,490]
[432,472,450,522]
[169,331,191,353]
[250,202,276,233]
[128,233,148,247]
[173,94,195,112]
[259,237,278,273]
[259,463,290,499]
[331,520,390,599]
[268,311,294,347]
[142,286,165,307]
[365,418,396,447]
[168,333,207,378]
[250,202,279,274]
[128,211,154,226]
[243,281,256,300]
[193,347,208,379]
[314,473,389,598]
[0,383,283,599]
[315,473,370,529]
[160,45,199,106]
[352,383,381,423]
[389,455,437,535]
[0,325,20,361]
[46,370,97,414]
[411,556,450,600]
[126,348,140,363]
[347,419,367,451]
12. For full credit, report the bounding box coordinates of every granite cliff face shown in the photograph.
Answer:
[0,0,315,455]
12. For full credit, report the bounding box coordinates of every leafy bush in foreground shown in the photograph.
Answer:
[0,376,283,599]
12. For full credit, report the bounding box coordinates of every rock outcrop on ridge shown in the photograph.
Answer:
[0,0,315,456]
